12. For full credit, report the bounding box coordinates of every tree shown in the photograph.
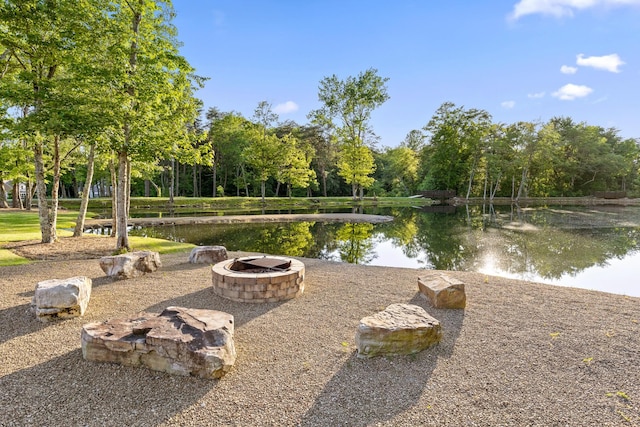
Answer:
[302,124,335,197]
[421,102,492,198]
[0,0,106,242]
[380,146,419,196]
[401,129,426,152]
[207,111,253,196]
[245,101,282,201]
[309,68,389,200]
[242,127,282,201]
[106,0,202,250]
[276,133,316,197]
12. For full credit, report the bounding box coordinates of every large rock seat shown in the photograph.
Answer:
[418,273,466,309]
[99,251,161,279]
[188,245,228,264]
[32,276,92,322]
[81,306,236,379]
[356,303,442,358]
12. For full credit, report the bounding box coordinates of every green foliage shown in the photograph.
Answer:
[421,102,492,196]
[335,222,375,264]
[419,103,640,199]
[309,68,389,199]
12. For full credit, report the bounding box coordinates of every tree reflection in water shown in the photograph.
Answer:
[128,205,640,295]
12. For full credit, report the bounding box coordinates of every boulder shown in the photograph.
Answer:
[32,276,92,322]
[81,306,236,379]
[356,303,441,358]
[418,273,466,309]
[99,251,161,279]
[188,245,228,264]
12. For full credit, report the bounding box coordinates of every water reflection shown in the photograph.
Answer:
[334,223,376,264]
[126,204,640,296]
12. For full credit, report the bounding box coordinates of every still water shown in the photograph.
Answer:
[127,205,640,297]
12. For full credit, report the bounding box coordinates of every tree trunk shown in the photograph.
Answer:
[516,168,528,201]
[0,171,8,208]
[144,179,150,197]
[192,164,197,197]
[169,158,175,203]
[126,159,131,218]
[260,179,266,203]
[321,166,327,197]
[149,180,161,197]
[352,182,357,200]
[34,136,60,244]
[241,165,249,196]
[73,143,95,237]
[175,160,180,197]
[109,157,118,237]
[116,150,130,250]
[275,181,281,197]
[72,169,79,198]
[212,161,217,197]
[466,156,479,200]
[25,178,33,210]
[12,181,22,209]
[483,173,488,200]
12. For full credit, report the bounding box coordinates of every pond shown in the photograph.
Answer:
[124,205,640,297]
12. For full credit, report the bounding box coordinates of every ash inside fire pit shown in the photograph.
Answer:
[229,257,292,273]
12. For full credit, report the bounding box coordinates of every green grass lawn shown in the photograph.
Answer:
[0,210,194,266]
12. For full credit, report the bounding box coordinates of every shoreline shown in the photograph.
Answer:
[83,213,394,229]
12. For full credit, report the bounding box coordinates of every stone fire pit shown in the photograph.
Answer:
[212,256,305,303]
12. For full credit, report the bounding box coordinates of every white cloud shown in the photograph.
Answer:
[527,91,546,98]
[273,101,299,114]
[576,53,625,72]
[552,83,593,100]
[509,0,640,20]
[560,65,578,74]
[501,101,516,109]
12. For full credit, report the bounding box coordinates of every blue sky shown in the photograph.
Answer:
[172,0,640,147]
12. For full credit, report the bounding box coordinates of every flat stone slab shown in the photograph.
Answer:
[32,276,92,322]
[418,273,466,309]
[99,251,161,279]
[356,303,442,358]
[188,245,228,264]
[81,306,236,379]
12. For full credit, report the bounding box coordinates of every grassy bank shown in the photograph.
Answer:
[0,210,194,266]
[57,196,432,211]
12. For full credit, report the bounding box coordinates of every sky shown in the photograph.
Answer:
[172,0,640,148]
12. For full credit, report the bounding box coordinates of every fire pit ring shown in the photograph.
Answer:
[211,256,305,303]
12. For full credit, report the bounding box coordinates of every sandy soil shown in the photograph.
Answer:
[1,237,639,426]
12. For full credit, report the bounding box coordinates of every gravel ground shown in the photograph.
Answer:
[1,243,639,426]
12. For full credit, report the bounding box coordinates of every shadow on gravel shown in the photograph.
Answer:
[158,261,206,273]
[299,292,465,426]
[144,287,287,328]
[0,303,51,345]
[0,349,215,426]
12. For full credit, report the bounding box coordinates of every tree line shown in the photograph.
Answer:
[2,1,639,249]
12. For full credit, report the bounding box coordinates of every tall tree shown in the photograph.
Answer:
[0,0,105,242]
[309,68,389,200]
[107,0,202,250]
[421,102,492,197]
[242,127,282,201]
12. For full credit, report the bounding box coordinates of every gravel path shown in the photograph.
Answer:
[1,250,639,426]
